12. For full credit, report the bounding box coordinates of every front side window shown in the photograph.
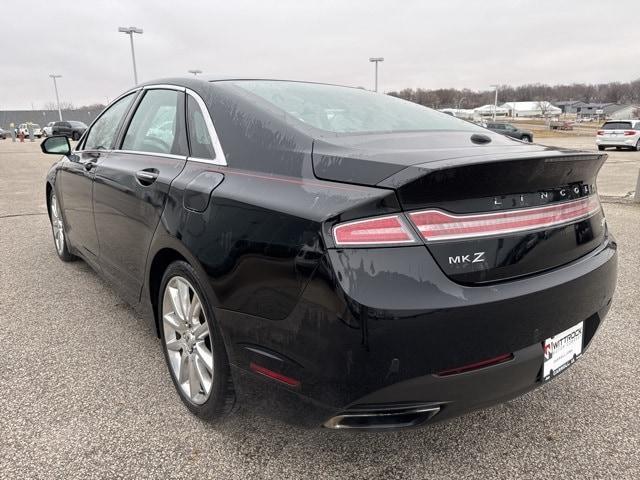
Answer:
[84,93,135,150]
[187,95,215,159]
[122,89,187,155]
[227,80,484,134]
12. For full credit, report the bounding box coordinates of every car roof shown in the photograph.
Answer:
[138,76,363,91]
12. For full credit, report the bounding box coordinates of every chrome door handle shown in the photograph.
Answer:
[84,160,97,171]
[136,169,159,185]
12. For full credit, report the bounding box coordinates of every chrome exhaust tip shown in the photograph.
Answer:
[323,404,441,430]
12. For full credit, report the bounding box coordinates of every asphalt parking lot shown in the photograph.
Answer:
[0,139,639,479]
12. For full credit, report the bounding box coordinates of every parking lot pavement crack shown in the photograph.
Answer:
[601,195,639,205]
[0,212,47,220]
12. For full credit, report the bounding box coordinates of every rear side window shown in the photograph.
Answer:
[84,93,135,150]
[122,89,188,156]
[187,95,215,160]
[601,122,632,130]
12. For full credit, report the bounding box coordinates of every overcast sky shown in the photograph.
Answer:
[2,0,638,110]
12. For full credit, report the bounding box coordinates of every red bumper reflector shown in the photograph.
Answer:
[409,195,601,241]
[436,353,513,377]
[249,362,301,387]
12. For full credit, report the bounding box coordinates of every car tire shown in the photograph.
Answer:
[635,140,640,151]
[72,131,80,141]
[522,136,532,143]
[49,191,76,262]
[598,146,605,151]
[159,260,235,420]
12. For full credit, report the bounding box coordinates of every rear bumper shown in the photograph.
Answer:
[596,136,639,147]
[324,309,606,429]
[224,237,617,428]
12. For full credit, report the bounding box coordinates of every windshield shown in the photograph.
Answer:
[227,80,483,134]
[69,121,87,128]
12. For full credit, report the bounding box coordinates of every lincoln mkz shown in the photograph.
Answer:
[41,78,617,429]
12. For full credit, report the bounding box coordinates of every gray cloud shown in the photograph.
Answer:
[1,0,637,109]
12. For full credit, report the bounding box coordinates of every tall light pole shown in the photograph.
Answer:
[490,84,499,120]
[118,26,143,84]
[369,57,384,92]
[49,74,63,121]
[188,69,202,77]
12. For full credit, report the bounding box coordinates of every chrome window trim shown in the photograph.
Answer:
[75,87,141,153]
[74,83,228,166]
[142,84,186,92]
[185,88,227,166]
[110,149,187,161]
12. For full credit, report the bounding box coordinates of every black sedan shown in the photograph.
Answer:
[51,120,88,140]
[41,78,617,430]
[486,122,533,142]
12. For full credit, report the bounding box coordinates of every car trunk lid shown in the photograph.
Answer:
[314,132,607,284]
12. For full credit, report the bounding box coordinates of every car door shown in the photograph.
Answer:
[504,125,518,138]
[92,86,188,303]
[58,122,69,136]
[57,92,137,263]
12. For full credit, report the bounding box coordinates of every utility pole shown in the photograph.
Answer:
[188,69,203,77]
[118,26,143,84]
[490,84,499,120]
[49,74,63,121]
[369,57,384,92]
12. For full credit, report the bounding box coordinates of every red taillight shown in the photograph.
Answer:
[624,130,636,136]
[596,130,604,135]
[249,362,300,387]
[408,195,601,242]
[436,353,513,376]
[333,214,417,246]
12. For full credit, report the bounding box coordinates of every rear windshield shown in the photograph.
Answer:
[227,80,483,134]
[601,122,633,130]
[69,121,87,128]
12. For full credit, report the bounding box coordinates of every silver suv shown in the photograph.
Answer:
[596,120,640,151]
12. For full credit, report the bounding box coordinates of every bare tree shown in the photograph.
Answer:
[387,78,640,110]
[536,101,554,117]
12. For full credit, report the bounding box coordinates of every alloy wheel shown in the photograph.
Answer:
[50,194,65,255]
[162,276,214,405]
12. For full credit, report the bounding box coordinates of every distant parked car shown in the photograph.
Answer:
[52,120,88,140]
[43,122,56,137]
[0,128,7,139]
[486,122,533,142]
[550,120,574,131]
[596,120,640,151]
[17,123,42,138]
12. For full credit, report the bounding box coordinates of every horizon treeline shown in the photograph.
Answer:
[387,79,640,109]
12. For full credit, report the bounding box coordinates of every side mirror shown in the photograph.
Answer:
[41,135,71,156]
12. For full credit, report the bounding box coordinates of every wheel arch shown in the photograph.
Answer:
[45,181,53,220]
[148,247,189,336]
